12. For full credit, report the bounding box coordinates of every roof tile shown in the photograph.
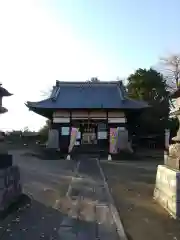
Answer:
[26,81,149,110]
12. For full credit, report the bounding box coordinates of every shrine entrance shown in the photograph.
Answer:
[70,119,108,153]
[80,122,98,145]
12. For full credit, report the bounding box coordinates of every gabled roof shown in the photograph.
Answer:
[26,80,149,117]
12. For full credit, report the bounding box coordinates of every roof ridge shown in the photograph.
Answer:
[116,81,128,101]
[50,81,61,101]
[55,80,118,85]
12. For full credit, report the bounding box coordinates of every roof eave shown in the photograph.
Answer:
[0,86,13,97]
[0,107,8,114]
[25,102,53,118]
[3,93,13,97]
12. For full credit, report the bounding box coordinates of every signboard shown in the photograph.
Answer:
[61,127,70,136]
[98,131,107,139]
[109,128,117,154]
[68,127,79,152]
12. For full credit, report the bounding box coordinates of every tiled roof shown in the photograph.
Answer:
[26,81,149,111]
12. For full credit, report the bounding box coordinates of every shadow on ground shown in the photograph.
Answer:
[0,194,100,240]
[21,148,63,160]
[0,194,29,221]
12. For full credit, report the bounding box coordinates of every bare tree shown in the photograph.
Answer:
[160,54,180,89]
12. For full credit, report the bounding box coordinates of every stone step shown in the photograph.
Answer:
[76,200,97,239]
[96,204,119,239]
[78,199,96,222]
[59,198,97,239]
[95,204,114,225]
[58,197,79,217]
[59,197,80,237]
[58,226,77,239]
[97,223,119,240]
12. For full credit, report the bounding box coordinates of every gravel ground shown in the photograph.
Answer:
[101,160,180,240]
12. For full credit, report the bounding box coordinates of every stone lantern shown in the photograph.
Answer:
[167,89,180,168]
[0,84,22,212]
[0,84,12,114]
[154,88,180,218]
[0,84,12,151]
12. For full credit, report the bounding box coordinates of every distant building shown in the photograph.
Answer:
[26,80,148,154]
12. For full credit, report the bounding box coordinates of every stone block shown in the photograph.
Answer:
[154,186,180,217]
[166,157,180,170]
[60,217,78,227]
[96,204,113,225]
[47,129,59,149]
[58,226,76,240]
[98,222,118,240]
[154,165,180,218]
[0,165,22,212]
[78,201,96,222]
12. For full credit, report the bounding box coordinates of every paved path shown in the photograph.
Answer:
[58,157,120,239]
[0,151,121,239]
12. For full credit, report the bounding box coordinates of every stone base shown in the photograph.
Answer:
[108,154,112,161]
[167,143,180,170]
[154,165,180,218]
[165,156,180,170]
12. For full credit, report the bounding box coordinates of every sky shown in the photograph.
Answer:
[0,0,180,131]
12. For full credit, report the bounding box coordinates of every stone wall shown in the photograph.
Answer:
[154,165,180,218]
[46,129,59,149]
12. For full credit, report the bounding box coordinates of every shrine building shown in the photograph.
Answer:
[26,80,148,155]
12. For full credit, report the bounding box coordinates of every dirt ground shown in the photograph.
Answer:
[2,142,180,239]
[0,146,77,239]
[101,158,180,240]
